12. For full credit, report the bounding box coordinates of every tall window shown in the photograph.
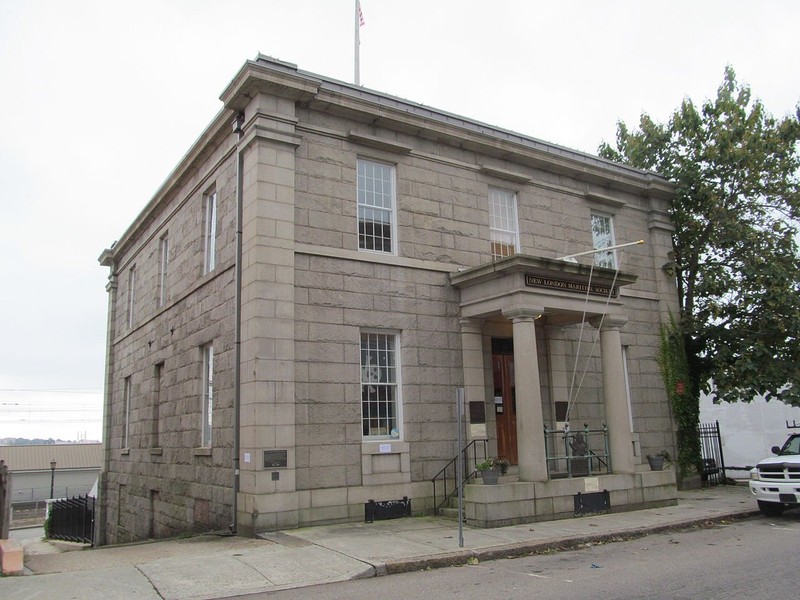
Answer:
[357,159,395,253]
[127,266,136,327]
[153,362,164,448]
[489,188,519,259]
[360,332,400,439]
[203,190,217,274]
[591,213,616,268]
[123,376,131,449]
[201,344,214,447]
[158,234,169,307]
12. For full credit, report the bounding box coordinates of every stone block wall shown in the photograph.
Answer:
[294,254,463,492]
[103,128,238,544]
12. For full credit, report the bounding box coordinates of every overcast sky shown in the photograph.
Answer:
[1,0,798,442]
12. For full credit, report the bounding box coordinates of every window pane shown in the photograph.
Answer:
[358,160,394,252]
[123,377,131,449]
[127,267,136,327]
[360,332,399,438]
[591,213,616,268]
[159,235,169,307]
[489,188,518,259]
[204,192,217,273]
[202,345,214,446]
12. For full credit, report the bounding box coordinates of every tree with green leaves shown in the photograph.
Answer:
[599,67,800,474]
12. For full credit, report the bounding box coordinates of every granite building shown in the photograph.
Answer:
[98,55,679,544]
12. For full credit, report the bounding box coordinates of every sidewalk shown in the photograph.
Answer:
[1,484,758,600]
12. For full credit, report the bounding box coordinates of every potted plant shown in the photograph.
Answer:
[476,457,510,484]
[646,451,671,471]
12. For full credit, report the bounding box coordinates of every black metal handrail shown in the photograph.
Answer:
[430,439,488,515]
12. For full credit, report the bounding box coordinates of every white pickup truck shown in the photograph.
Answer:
[749,433,800,516]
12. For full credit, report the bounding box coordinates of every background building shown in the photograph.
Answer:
[700,392,800,472]
[98,55,679,544]
[0,443,101,507]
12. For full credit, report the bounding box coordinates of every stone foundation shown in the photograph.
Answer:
[464,467,677,528]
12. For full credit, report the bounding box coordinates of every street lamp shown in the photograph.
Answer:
[50,460,56,499]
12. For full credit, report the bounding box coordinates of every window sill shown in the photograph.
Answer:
[193,447,212,457]
[150,447,163,456]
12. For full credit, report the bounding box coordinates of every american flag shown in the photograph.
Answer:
[358,0,365,26]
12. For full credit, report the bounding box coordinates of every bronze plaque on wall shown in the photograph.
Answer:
[263,450,288,469]
[469,401,486,424]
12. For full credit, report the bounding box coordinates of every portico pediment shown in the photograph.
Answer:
[449,254,637,322]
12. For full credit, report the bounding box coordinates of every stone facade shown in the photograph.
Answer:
[98,55,679,544]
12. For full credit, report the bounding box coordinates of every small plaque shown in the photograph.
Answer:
[584,477,600,492]
[379,444,392,453]
[469,401,486,424]
[244,452,251,463]
[263,450,288,468]
[470,423,487,439]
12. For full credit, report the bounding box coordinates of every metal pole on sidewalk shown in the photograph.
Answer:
[50,460,56,499]
[456,387,464,548]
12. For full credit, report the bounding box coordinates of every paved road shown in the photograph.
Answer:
[242,512,799,600]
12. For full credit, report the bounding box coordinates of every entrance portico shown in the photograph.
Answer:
[451,254,677,526]
[452,254,638,479]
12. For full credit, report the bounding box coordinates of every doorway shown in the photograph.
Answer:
[492,338,517,464]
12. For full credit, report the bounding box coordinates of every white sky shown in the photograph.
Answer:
[1,0,798,441]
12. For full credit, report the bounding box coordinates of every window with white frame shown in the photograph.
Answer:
[360,332,400,439]
[489,188,519,259]
[591,212,616,268]
[201,344,214,447]
[123,376,131,449]
[158,234,169,308]
[357,159,395,253]
[203,190,217,274]
[127,266,136,327]
[153,362,164,448]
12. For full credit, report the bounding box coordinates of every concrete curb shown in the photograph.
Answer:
[380,508,759,575]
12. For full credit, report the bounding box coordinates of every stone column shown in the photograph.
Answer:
[502,307,548,482]
[237,92,303,533]
[459,318,486,438]
[592,315,635,474]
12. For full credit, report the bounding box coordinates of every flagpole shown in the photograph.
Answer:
[557,239,645,261]
[354,0,360,86]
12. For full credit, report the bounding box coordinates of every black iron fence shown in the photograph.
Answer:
[698,421,726,485]
[47,494,95,545]
[544,424,610,478]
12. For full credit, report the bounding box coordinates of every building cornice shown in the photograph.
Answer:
[101,54,675,266]
[449,254,638,289]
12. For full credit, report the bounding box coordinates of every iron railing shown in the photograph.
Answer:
[699,420,726,485]
[47,494,95,545]
[544,423,610,478]
[431,439,488,515]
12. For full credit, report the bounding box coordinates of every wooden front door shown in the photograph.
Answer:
[492,349,517,465]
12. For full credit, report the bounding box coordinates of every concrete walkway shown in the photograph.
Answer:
[1,484,759,600]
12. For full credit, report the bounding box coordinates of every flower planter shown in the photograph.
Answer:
[480,469,500,484]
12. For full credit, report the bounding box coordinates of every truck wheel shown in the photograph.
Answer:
[758,500,785,517]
